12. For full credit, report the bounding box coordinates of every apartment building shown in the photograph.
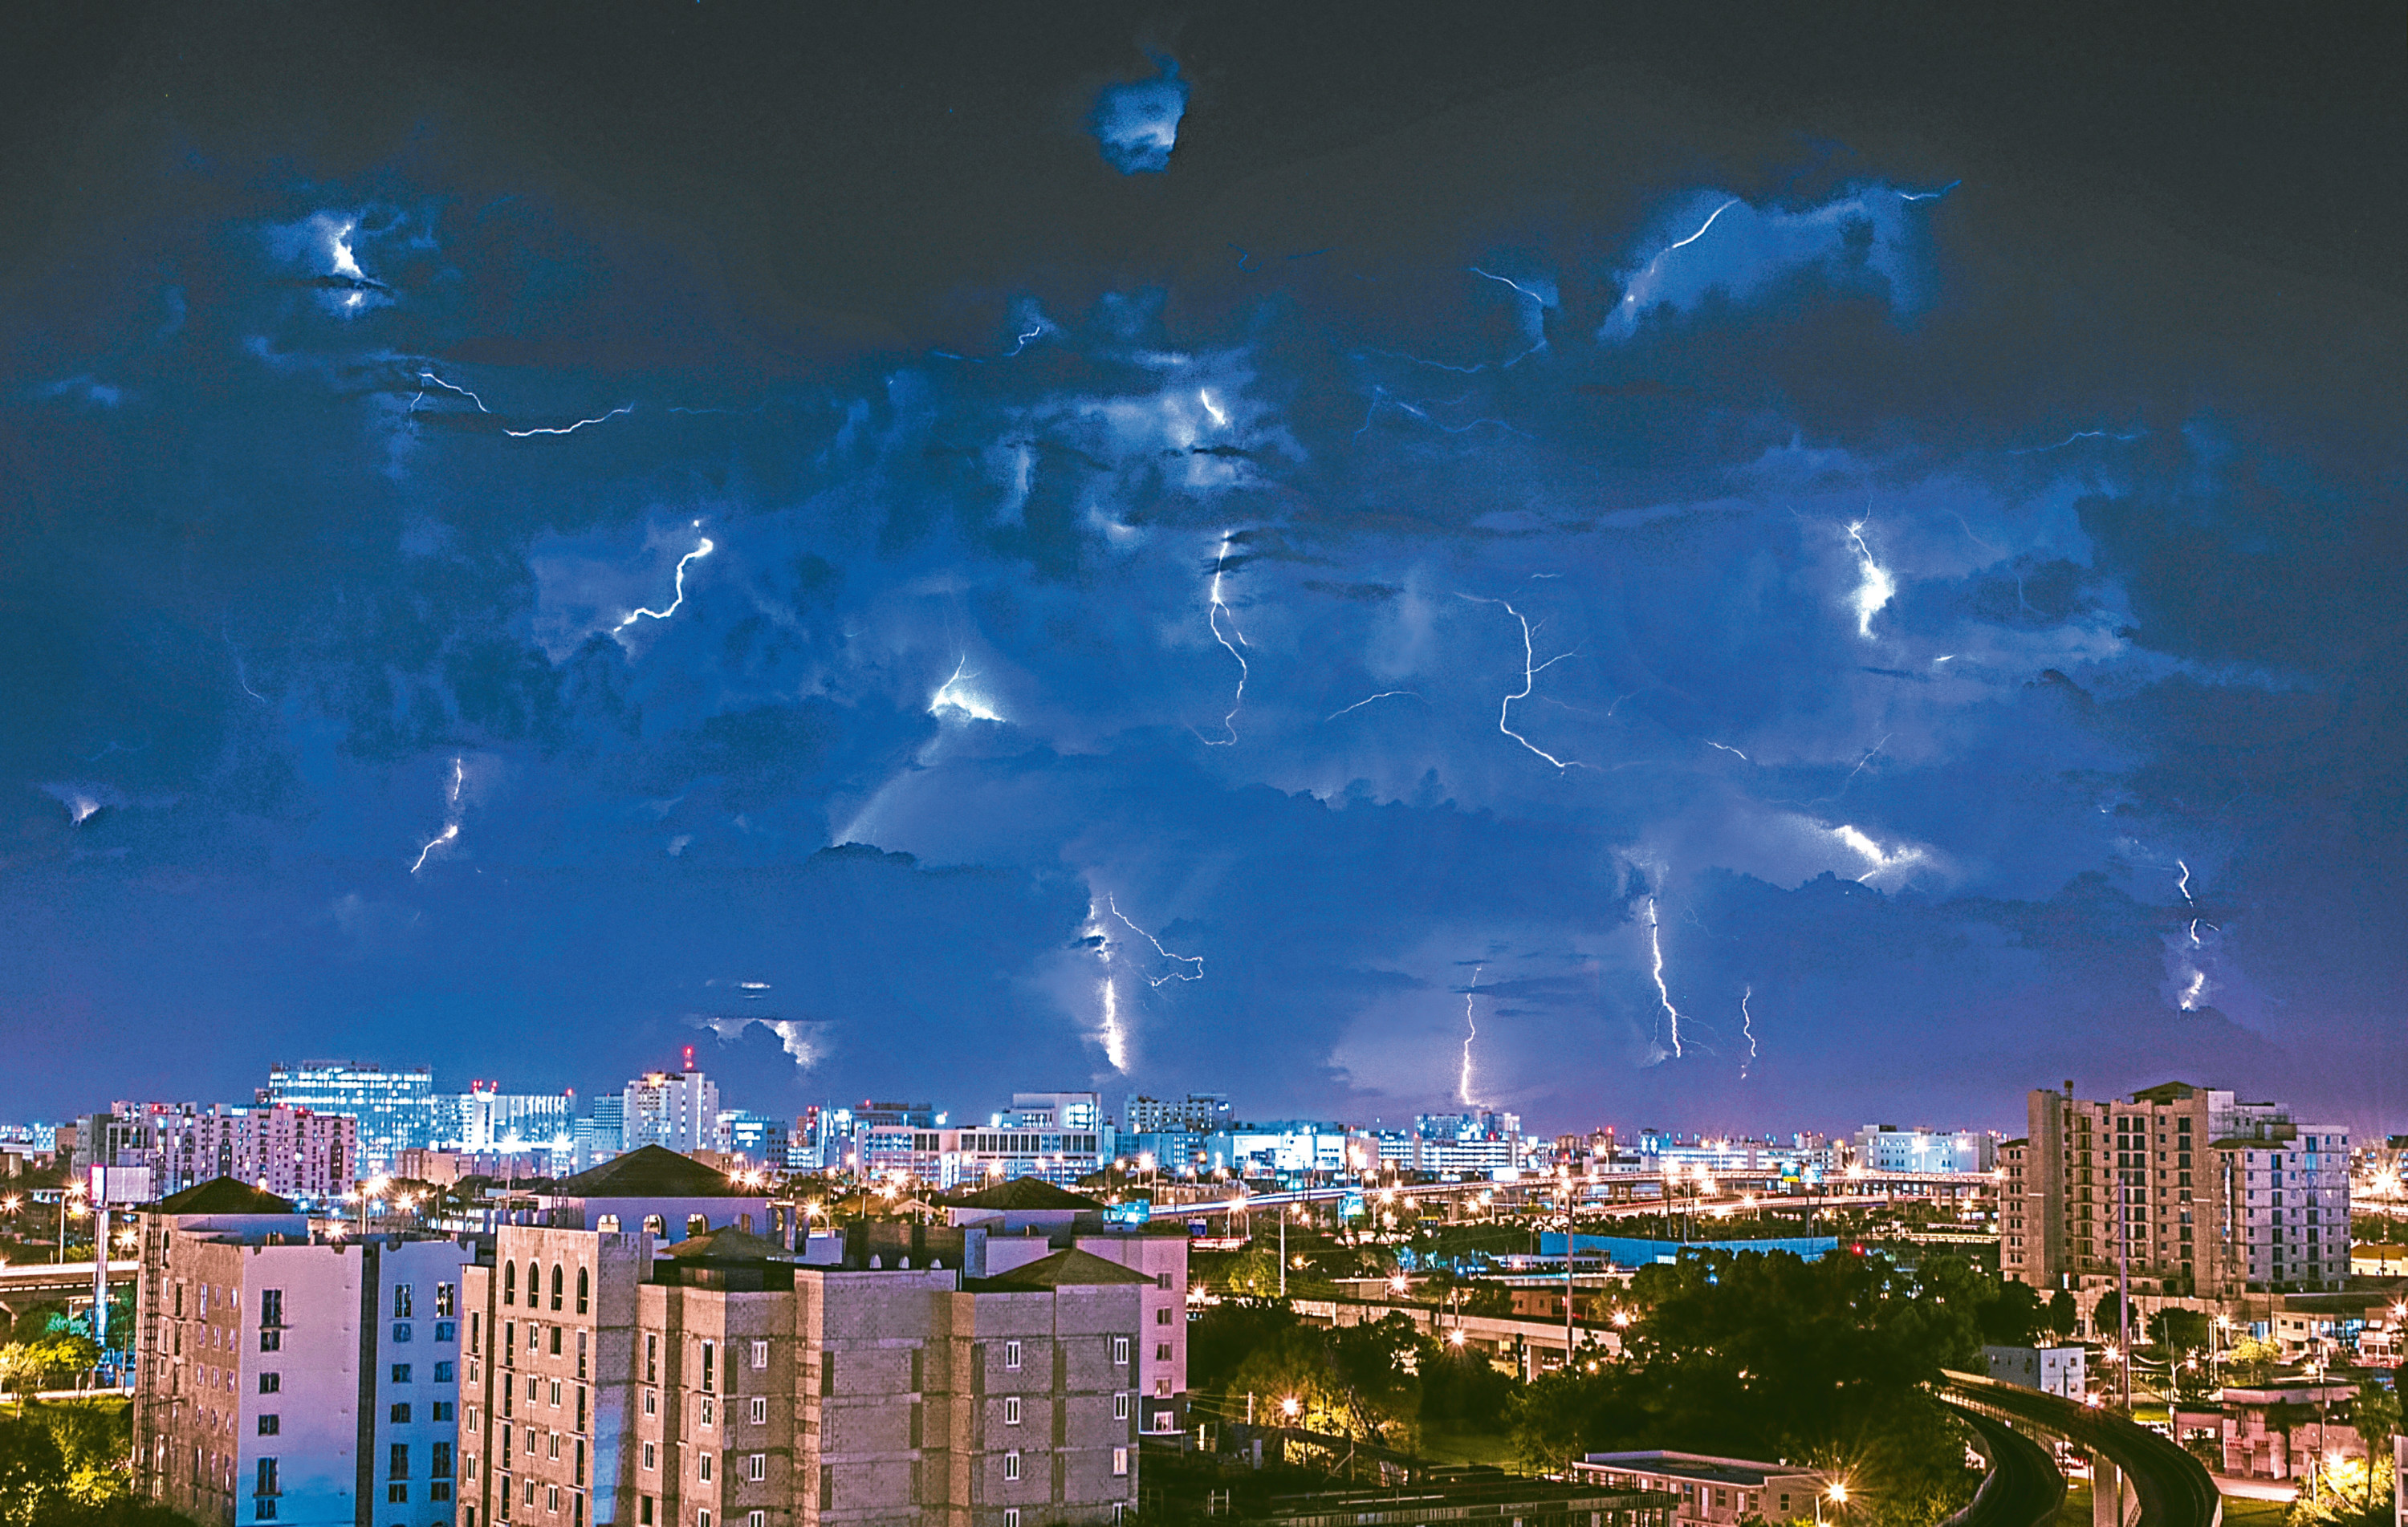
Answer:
[1572,1453,1828,1527]
[75,1103,360,1204]
[132,1177,474,1527]
[2001,1081,2349,1299]
[452,1152,1143,1527]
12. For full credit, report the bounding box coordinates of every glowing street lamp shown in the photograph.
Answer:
[1280,1395,1301,1422]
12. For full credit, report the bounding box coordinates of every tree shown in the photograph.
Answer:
[0,1346,47,1407]
[2226,1335,2280,1385]
[2043,1290,2078,1340]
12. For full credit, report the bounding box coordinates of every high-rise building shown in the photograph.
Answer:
[75,1103,359,1203]
[451,1152,1145,1527]
[620,1069,719,1155]
[1121,1094,1230,1135]
[713,1111,791,1167]
[2002,1081,2351,1300]
[438,1086,578,1152]
[131,1178,474,1527]
[265,1062,438,1173]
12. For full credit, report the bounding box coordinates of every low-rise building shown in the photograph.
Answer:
[1572,1452,1828,1527]
[1981,1344,2086,1399]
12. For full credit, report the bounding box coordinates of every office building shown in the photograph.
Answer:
[1120,1094,1229,1136]
[712,1111,791,1168]
[2001,1081,2351,1299]
[858,1123,1106,1189]
[451,1149,1143,1527]
[131,1178,475,1527]
[1851,1126,1996,1175]
[441,1088,579,1153]
[266,1063,438,1174]
[621,1070,719,1156]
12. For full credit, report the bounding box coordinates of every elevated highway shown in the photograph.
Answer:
[1943,1371,2219,1527]
[1944,1399,2069,1527]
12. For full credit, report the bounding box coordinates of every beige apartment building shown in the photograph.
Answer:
[454,1149,1144,1527]
[2001,1082,2349,1302]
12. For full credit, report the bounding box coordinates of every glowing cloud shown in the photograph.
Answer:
[1845,518,1896,638]
[930,658,1006,723]
[614,523,714,636]
[1090,59,1189,173]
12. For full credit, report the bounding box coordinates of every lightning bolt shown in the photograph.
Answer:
[1458,966,1483,1106]
[614,524,715,634]
[414,372,491,412]
[409,822,458,876]
[2170,859,2219,1011]
[1845,517,1895,638]
[2008,427,2147,455]
[1097,976,1128,1073]
[1200,532,1250,745]
[1739,985,1758,1078]
[1894,180,1962,202]
[1326,690,1422,721]
[1647,897,1685,1059]
[1107,894,1204,985]
[1464,267,1551,366]
[930,657,1004,722]
[410,755,467,874]
[505,405,635,438]
[1706,741,1750,761]
[1458,595,1585,771]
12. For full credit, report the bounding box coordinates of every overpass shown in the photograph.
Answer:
[0,1260,139,1321]
[1942,1371,2219,1527]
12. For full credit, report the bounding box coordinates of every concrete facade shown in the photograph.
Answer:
[133,1186,473,1527]
[454,1227,1142,1527]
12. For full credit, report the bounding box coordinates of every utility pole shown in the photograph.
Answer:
[1279,1208,1287,1298]
[2118,1172,2133,1413]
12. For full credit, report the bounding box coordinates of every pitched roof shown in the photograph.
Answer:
[946,1177,1101,1212]
[982,1249,1152,1289]
[664,1226,792,1263]
[552,1144,759,1199]
[154,1177,296,1215]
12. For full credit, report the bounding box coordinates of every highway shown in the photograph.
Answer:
[1943,1399,2068,1527]
[1943,1371,2221,1527]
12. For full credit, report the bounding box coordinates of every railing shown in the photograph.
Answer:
[1942,1371,2220,1527]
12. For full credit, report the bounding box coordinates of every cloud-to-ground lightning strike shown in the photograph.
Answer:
[505,404,635,438]
[1458,965,1483,1106]
[1739,985,1757,1078]
[1326,690,1422,721]
[1458,595,1585,771]
[410,754,468,875]
[1647,897,1686,1059]
[1107,894,1204,985]
[409,822,458,876]
[1706,740,1750,761]
[2172,859,2218,1011]
[1200,532,1249,745]
[615,525,715,634]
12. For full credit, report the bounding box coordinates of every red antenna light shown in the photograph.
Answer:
[682,1045,695,1070]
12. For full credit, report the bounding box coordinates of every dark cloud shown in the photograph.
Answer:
[0,5,2401,1137]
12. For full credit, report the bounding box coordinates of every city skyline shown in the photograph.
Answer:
[2,8,2402,1140]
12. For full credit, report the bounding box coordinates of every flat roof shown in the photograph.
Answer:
[1580,1451,1818,1487]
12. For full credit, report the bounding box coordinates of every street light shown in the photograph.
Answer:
[1816,1480,1849,1527]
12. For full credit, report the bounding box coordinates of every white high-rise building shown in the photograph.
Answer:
[265,1062,437,1174]
[620,1068,718,1155]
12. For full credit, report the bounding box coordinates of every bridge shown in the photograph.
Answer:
[0,1260,138,1322]
[1943,1371,2220,1527]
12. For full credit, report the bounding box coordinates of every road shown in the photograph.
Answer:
[1943,1371,2222,1527]
[1944,1399,2068,1527]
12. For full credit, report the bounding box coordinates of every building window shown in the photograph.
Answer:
[747,1514,764,1527]
[551,1380,563,1408]
[641,1442,656,1472]
[260,1289,283,1326]
[434,1361,454,1384]
[255,1505,275,1523]
[1157,1307,1172,1325]
[1113,1393,1129,1421]
[259,1373,280,1394]
[395,1285,414,1318]
[391,1444,409,1478]
[1003,1513,1020,1527]
[687,1214,709,1237]
[699,1453,712,1484]
[551,1265,564,1312]
[698,1514,710,1527]
[818,1465,833,1507]
[260,1328,281,1352]
[1004,1452,1022,1482]
[433,1482,454,1504]
[393,1322,413,1343]
[643,1215,665,1236]
[437,1282,456,1318]
[701,1342,715,1391]
[388,1484,409,1505]
[391,1403,412,1423]
[746,1455,766,1482]
[748,1398,767,1425]
[1156,1273,1172,1289]
[504,1263,516,1305]
[576,1269,589,1315]
[1003,1341,1022,1371]
[645,1334,659,1384]
[1112,1337,1130,1365]
[597,1215,620,1233]
[1004,1397,1023,1426]
[1112,1448,1129,1477]
[436,1321,456,1342]
[645,1390,657,1417]
[258,1415,280,1436]
[750,1340,768,1370]
[1156,1343,1171,1361]
[393,1363,413,1384]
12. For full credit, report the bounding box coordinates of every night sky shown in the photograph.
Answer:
[3,3,2402,1139]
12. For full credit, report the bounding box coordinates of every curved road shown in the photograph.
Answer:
[1943,1399,2068,1527]
[1942,1371,2221,1527]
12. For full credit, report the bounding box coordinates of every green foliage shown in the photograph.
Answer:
[0,1400,201,1527]
[2353,1381,2400,1460]
[2043,1290,2078,1339]
[2286,1454,2393,1527]
[2226,1335,2281,1384]
[10,1304,69,1346]
[1507,1249,1984,1527]
[0,1336,99,1399]
[1419,1341,1517,1431]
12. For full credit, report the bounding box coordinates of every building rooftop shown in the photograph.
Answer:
[973,1248,1153,1290]
[153,1177,297,1215]
[551,1144,759,1199]
[663,1226,792,1264]
[1579,1451,1817,1488]
[946,1177,1102,1212]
